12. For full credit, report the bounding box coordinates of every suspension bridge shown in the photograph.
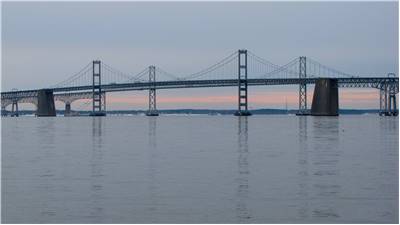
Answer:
[1,49,398,117]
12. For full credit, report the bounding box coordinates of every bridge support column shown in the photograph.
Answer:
[11,100,19,117]
[311,78,338,116]
[146,65,159,116]
[297,56,309,115]
[36,89,56,117]
[379,82,389,116]
[64,102,71,116]
[234,49,251,116]
[90,60,106,116]
[388,83,398,116]
[102,92,106,112]
[379,74,398,116]
[1,106,7,117]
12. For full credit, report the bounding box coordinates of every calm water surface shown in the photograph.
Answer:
[2,115,398,223]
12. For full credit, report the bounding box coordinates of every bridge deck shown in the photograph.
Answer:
[1,77,398,100]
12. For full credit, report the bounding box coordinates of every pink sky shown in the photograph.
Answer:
[11,87,389,111]
[58,88,384,111]
[11,88,387,111]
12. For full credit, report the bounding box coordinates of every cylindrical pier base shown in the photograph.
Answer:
[311,78,339,116]
[37,89,56,117]
[64,102,71,116]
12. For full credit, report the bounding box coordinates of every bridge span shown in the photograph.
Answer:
[1,49,398,117]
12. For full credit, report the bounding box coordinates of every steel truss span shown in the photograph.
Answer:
[2,77,398,100]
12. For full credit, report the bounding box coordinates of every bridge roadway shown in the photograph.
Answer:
[1,77,399,99]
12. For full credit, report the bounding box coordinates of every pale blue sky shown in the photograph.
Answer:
[2,2,398,109]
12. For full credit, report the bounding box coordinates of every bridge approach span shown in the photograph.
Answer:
[2,77,398,98]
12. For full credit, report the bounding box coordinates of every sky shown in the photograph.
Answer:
[2,1,398,110]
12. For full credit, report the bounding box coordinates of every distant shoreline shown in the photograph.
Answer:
[2,109,383,116]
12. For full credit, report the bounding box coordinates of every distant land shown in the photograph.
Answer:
[3,109,382,116]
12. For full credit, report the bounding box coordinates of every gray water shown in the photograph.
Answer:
[2,115,398,223]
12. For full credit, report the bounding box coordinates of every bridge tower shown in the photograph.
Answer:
[11,100,19,117]
[297,56,308,115]
[146,65,159,116]
[234,49,251,116]
[91,60,106,116]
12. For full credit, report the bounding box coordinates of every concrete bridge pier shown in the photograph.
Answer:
[379,81,398,116]
[1,106,7,117]
[64,102,71,116]
[11,100,19,117]
[311,78,339,116]
[388,92,398,116]
[36,89,56,117]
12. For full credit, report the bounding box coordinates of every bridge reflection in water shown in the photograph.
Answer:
[296,117,341,222]
[236,117,251,222]
[89,117,105,223]
[297,116,310,220]
[146,117,159,223]
[311,118,341,221]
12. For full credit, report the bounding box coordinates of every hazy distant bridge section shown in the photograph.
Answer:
[1,49,398,117]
